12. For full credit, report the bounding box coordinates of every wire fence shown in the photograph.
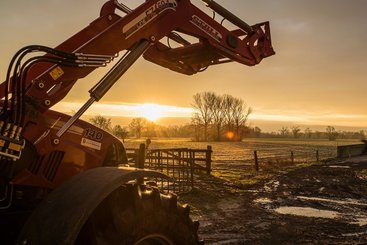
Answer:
[126,142,366,193]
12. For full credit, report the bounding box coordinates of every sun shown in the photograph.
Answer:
[136,103,164,121]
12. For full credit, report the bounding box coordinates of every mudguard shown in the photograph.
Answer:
[16,167,172,245]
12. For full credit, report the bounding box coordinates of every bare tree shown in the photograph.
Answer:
[129,118,146,138]
[211,93,225,141]
[291,126,301,139]
[89,115,112,132]
[192,92,216,141]
[222,94,235,134]
[253,126,262,138]
[360,130,366,140]
[231,97,252,141]
[279,127,289,138]
[191,114,203,141]
[326,126,337,141]
[112,125,129,142]
[304,128,312,139]
[191,92,253,141]
[145,121,157,138]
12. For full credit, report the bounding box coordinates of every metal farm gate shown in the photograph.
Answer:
[126,145,212,193]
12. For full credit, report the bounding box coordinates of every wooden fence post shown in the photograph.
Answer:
[316,150,319,163]
[190,150,194,189]
[158,150,162,171]
[136,143,146,169]
[291,151,294,164]
[135,143,146,184]
[206,145,212,175]
[254,150,259,171]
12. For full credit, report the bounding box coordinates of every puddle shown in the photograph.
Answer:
[264,180,280,192]
[326,165,351,169]
[195,215,214,228]
[245,189,259,193]
[274,206,340,219]
[253,198,272,204]
[351,217,367,226]
[342,230,367,237]
[214,239,245,244]
[340,155,367,164]
[218,199,242,210]
[296,196,367,207]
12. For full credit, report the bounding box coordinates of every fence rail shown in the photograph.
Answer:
[249,149,335,171]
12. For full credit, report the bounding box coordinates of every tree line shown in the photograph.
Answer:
[247,125,366,141]
[89,114,365,142]
[88,92,253,142]
[88,115,195,141]
[88,89,365,142]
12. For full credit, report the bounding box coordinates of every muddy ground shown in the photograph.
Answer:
[181,155,367,244]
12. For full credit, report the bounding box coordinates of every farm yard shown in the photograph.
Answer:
[1,0,367,243]
[125,138,367,244]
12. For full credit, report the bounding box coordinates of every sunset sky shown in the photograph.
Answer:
[0,0,366,131]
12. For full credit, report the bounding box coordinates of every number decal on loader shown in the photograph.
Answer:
[84,128,103,141]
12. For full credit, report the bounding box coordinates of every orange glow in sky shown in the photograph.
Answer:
[52,101,194,119]
[51,101,367,131]
[135,103,165,121]
[1,0,367,132]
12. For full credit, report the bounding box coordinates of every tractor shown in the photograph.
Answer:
[0,0,274,244]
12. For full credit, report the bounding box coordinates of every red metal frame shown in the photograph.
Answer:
[1,0,274,189]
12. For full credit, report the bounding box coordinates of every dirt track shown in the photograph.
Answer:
[181,155,367,244]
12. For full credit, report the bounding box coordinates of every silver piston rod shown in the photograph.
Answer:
[56,39,150,138]
[201,0,253,34]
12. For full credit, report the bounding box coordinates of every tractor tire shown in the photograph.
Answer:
[75,184,202,245]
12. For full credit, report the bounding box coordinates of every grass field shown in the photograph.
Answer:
[124,137,360,163]
[124,138,362,186]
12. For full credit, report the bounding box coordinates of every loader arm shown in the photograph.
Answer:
[3,0,274,109]
[0,0,274,175]
[0,1,275,243]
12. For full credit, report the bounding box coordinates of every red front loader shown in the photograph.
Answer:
[0,0,274,244]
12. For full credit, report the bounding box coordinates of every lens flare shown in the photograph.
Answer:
[225,131,234,140]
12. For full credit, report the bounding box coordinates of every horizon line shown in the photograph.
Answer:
[51,101,367,131]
